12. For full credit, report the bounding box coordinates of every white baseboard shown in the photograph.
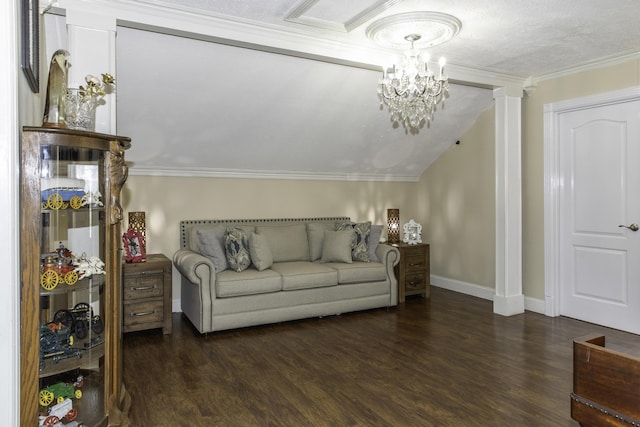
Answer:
[430,275,546,315]
[431,275,495,300]
[524,296,546,314]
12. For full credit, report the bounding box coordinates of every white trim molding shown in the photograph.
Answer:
[431,275,495,301]
[431,276,545,314]
[127,166,421,182]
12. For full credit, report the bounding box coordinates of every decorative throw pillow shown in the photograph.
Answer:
[320,229,354,264]
[307,222,332,261]
[197,227,229,272]
[368,225,383,262]
[224,227,251,272]
[249,232,273,271]
[337,221,371,262]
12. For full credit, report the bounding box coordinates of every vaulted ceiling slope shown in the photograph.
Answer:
[110,0,640,181]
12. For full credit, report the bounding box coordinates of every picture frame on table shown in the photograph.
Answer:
[21,0,39,93]
[123,229,146,263]
[402,219,423,245]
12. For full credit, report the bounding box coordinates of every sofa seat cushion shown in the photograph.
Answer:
[216,268,282,297]
[271,261,338,290]
[323,261,387,284]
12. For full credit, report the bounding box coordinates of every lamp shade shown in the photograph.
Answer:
[387,208,400,243]
[128,211,146,245]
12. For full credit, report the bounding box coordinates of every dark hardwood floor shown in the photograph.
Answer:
[123,287,640,426]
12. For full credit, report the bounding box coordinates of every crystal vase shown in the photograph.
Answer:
[64,88,98,131]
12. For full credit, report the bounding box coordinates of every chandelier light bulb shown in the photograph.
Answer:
[439,57,446,79]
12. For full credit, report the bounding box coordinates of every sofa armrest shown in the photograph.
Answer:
[173,249,216,333]
[376,244,400,268]
[173,249,216,287]
[376,244,400,306]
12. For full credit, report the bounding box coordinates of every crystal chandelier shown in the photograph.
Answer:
[377,34,449,131]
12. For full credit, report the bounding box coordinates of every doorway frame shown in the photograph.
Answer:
[543,86,640,316]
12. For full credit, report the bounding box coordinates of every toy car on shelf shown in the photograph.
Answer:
[39,397,78,425]
[41,177,86,210]
[39,324,82,369]
[39,376,83,425]
[39,376,83,407]
[40,244,80,291]
[53,302,104,340]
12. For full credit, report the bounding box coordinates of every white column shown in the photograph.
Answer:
[493,87,524,315]
[65,8,117,134]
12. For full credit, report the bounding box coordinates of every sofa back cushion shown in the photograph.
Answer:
[307,222,336,261]
[256,224,310,262]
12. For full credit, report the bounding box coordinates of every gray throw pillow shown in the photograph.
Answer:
[197,226,229,272]
[368,225,383,262]
[249,232,273,271]
[224,227,251,272]
[320,229,354,264]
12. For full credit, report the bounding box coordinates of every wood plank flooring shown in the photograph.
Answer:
[123,287,640,426]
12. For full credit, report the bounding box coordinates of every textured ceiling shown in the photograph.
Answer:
[106,0,640,180]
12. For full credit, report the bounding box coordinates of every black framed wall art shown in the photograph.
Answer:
[21,0,39,93]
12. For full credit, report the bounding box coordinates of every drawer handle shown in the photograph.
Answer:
[408,262,423,267]
[131,310,156,317]
[131,285,157,291]
[408,280,423,286]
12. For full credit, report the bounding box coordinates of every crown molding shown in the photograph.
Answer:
[528,50,640,86]
[127,166,420,182]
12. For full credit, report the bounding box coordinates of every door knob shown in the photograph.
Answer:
[619,223,639,232]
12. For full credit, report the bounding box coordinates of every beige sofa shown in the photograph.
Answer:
[173,217,400,334]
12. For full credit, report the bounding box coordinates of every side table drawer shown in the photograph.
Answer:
[123,274,163,300]
[404,272,427,291]
[123,300,164,327]
[404,248,427,272]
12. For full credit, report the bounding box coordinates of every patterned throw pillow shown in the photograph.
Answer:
[337,221,371,262]
[224,227,251,272]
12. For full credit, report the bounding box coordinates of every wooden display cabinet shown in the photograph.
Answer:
[20,127,131,426]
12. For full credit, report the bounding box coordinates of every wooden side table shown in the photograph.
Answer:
[122,253,172,334]
[393,242,430,303]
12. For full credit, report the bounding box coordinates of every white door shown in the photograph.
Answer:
[558,99,640,334]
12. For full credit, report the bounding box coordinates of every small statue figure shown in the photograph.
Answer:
[42,49,70,128]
